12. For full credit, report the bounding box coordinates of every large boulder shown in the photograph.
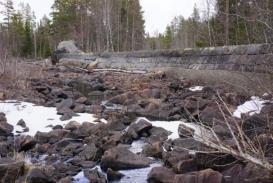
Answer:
[57,40,83,54]
[0,158,24,183]
[100,146,151,171]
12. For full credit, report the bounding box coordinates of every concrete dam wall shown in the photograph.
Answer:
[57,44,273,74]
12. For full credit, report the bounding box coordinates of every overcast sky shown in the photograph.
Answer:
[2,0,204,34]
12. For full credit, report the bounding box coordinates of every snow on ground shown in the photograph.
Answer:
[0,101,101,136]
[189,86,204,92]
[233,96,268,118]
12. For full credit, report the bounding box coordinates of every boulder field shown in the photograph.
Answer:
[0,65,272,183]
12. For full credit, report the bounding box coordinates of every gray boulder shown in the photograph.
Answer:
[57,40,83,54]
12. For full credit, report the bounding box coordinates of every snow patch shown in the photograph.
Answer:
[189,86,204,92]
[0,101,101,136]
[136,117,183,140]
[233,96,268,118]
[129,140,147,154]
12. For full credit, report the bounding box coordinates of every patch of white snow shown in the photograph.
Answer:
[233,96,267,118]
[0,101,101,136]
[189,86,204,92]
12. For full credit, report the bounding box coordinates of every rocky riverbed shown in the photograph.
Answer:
[0,64,272,183]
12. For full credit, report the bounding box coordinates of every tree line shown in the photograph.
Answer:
[149,0,273,50]
[0,0,145,58]
[1,0,273,58]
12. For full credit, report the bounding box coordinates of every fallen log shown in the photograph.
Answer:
[63,65,147,74]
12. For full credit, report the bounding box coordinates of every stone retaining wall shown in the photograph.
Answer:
[58,44,273,74]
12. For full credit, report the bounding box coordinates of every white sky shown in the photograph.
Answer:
[1,0,205,34]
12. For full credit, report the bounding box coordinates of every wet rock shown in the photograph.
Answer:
[26,168,53,183]
[84,168,107,183]
[173,169,223,183]
[100,146,151,171]
[17,119,27,128]
[107,168,125,181]
[0,158,24,183]
[148,167,175,183]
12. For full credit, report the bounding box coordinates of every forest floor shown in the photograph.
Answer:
[0,61,272,182]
